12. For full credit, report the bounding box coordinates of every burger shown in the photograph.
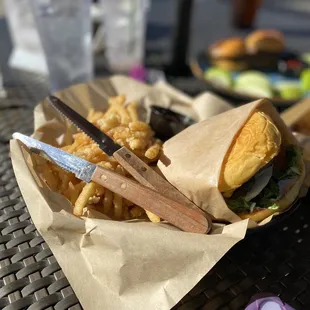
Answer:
[208,37,248,71]
[245,29,285,54]
[218,110,305,222]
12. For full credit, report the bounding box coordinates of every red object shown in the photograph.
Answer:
[286,59,302,69]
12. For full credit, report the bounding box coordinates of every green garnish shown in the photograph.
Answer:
[268,204,280,210]
[254,179,280,208]
[225,145,302,214]
[226,197,251,213]
[276,145,302,180]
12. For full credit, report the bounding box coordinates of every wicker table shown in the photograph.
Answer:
[1,69,310,310]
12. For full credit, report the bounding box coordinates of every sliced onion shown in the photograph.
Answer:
[250,202,256,213]
[244,165,273,202]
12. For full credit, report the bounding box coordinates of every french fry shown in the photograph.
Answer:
[41,169,59,191]
[145,144,161,160]
[58,173,70,194]
[127,101,139,122]
[103,189,113,214]
[42,95,163,221]
[74,182,97,216]
[116,107,131,125]
[129,121,150,132]
[113,193,123,219]
[123,206,130,220]
[109,95,126,106]
[145,210,161,223]
[97,114,119,131]
[130,206,145,218]
[128,138,148,150]
[64,181,84,205]
[132,130,150,139]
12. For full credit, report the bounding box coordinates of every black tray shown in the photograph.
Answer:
[190,50,308,108]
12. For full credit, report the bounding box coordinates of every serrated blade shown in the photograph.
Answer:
[48,95,120,156]
[13,133,96,183]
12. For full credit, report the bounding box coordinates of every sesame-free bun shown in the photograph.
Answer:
[209,37,248,71]
[245,29,285,54]
[209,37,246,58]
[218,111,282,193]
[211,59,248,71]
[238,154,305,222]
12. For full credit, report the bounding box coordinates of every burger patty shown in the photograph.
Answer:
[225,145,302,214]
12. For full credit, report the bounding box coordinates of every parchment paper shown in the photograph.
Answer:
[158,99,298,223]
[280,98,310,186]
[11,75,248,310]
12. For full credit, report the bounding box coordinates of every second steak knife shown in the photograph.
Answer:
[48,95,212,231]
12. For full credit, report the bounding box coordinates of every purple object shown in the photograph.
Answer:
[245,295,295,310]
[129,65,147,82]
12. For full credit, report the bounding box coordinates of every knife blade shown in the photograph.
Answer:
[13,133,210,234]
[48,95,120,156]
[47,95,212,230]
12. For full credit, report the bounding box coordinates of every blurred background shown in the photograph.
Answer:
[0,0,310,104]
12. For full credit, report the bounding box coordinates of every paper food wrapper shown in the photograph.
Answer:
[158,99,298,224]
[4,0,48,74]
[10,75,248,310]
[280,98,310,186]
[281,98,310,130]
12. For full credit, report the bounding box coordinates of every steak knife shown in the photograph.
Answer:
[13,133,209,234]
[48,95,212,231]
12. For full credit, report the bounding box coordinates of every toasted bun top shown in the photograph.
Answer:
[219,111,282,193]
[245,30,284,54]
[209,37,246,58]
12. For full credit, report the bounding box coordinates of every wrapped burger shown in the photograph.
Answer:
[158,99,306,223]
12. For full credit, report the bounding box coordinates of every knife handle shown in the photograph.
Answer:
[92,166,210,234]
[113,147,212,226]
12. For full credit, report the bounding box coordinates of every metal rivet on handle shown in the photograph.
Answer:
[101,175,107,181]
[121,183,127,189]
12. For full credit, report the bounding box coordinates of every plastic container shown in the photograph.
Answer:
[30,0,93,92]
[101,0,150,72]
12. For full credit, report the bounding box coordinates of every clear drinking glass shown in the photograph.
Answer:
[30,0,93,92]
[101,0,149,73]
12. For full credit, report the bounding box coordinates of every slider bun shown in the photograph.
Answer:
[218,111,281,193]
[245,30,285,54]
[238,154,305,222]
[209,37,246,59]
[211,59,248,71]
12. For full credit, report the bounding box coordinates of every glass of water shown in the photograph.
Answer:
[101,0,149,73]
[30,0,93,92]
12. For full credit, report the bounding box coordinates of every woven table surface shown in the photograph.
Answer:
[0,70,82,309]
[1,71,310,310]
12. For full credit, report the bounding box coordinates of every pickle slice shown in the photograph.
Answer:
[234,84,273,98]
[235,71,271,89]
[275,82,302,100]
[204,67,232,88]
[301,68,310,93]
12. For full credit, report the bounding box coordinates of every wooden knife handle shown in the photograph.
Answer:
[92,166,210,234]
[114,147,201,208]
[114,147,212,227]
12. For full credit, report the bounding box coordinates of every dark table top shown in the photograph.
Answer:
[1,14,310,310]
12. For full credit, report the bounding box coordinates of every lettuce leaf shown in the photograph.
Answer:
[276,145,302,180]
[226,178,280,212]
[253,178,280,208]
[226,197,251,213]
[225,145,301,213]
